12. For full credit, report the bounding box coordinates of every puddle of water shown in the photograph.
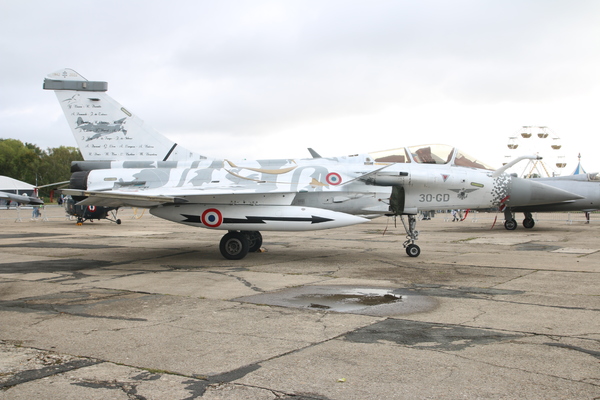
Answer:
[236,286,437,316]
[296,290,402,312]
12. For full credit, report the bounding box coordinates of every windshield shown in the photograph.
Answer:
[369,147,411,163]
[369,144,494,170]
[453,149,494,170]
[408,144,454,164]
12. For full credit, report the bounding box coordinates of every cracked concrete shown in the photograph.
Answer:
[0,206,599,399]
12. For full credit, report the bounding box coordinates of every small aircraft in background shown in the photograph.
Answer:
[45,69,585,259]
[0,176,44,207]
[63,195,121,225]
[0,191,43,206]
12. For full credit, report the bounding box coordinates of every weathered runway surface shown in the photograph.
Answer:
[1,206,599,399]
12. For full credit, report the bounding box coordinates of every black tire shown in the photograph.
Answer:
[406,244,421,257]
[244,231,263,252]
[116,219,122,225]
[522,218,535,229]
[504,219,517,230]
[219,232,250,260]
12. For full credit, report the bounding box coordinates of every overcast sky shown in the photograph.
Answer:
[1,0,599,174]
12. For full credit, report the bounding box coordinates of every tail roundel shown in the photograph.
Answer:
[44,69,205,162]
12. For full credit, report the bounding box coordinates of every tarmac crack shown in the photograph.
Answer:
[209,270,264,292]
[72,379,147,400]
[491,269,538,288]
[543,342,600,360]
[435,347,600,389]
[0,290,151,322]
[461,307,488,325]
[482,297,600,312]
[344,319,600,389]
[106,250,201,268]
[397,284,599,312]
[0,358,102,390]
[377,259,432,271]
[51,270,148,284]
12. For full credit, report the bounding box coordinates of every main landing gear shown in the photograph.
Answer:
[503,208,517,230]
[503,209,535,230]
[219,231,263,260]
[400,214,421,257]
[522,211,535,229]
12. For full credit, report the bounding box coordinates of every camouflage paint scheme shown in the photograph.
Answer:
[45,69,584,259]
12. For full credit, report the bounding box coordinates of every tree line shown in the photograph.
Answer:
[0,138,82,199]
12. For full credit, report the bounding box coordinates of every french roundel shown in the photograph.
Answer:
[201,208,223,228]
[326,172,342,185]
[87,206,96,212]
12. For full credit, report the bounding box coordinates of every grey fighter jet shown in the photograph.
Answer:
[503,173,599,229]
[45,69,584,259]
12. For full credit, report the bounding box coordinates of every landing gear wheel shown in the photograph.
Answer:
[523,218,535,229]
[116,219,122,225]
[244,231,263,252]
[406,244,421,257]
[219,232,250,260]
[504,219,517,230]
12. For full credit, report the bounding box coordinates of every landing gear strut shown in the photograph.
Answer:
[400,214,420,257]
[219,231,263,260]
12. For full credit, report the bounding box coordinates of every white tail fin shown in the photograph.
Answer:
[44,69,205,162]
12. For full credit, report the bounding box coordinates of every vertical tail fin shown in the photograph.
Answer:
[44,69,205,162]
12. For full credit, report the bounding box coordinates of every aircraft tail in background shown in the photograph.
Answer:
[44,69,205,162]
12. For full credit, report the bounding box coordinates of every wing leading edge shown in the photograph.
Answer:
[61,188,299,208]
[61,189,186,208]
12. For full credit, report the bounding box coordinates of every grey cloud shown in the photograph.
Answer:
[1,0,599,155]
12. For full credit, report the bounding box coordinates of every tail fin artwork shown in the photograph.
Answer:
[44,69,205,162]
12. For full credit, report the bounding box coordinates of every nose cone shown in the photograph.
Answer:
[508,178,584,207]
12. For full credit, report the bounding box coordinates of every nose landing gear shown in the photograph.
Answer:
[400,214,421,257]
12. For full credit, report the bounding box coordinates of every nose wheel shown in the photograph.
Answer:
[406,243,421,257]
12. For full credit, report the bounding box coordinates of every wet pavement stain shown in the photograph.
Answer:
[236,285,528,317]
[0,241,122,249]
[0,290,150,321]
[0,233,60,239]
[0,359,102,389]
[0,259,112,274]
[515,242,563,252]
[345,319,524,351]
[407,285,525,299]
[236,286,439,317]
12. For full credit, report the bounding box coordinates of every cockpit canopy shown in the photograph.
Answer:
[369,144,494,171]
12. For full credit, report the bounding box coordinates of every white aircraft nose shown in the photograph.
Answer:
[508,178,584,207]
